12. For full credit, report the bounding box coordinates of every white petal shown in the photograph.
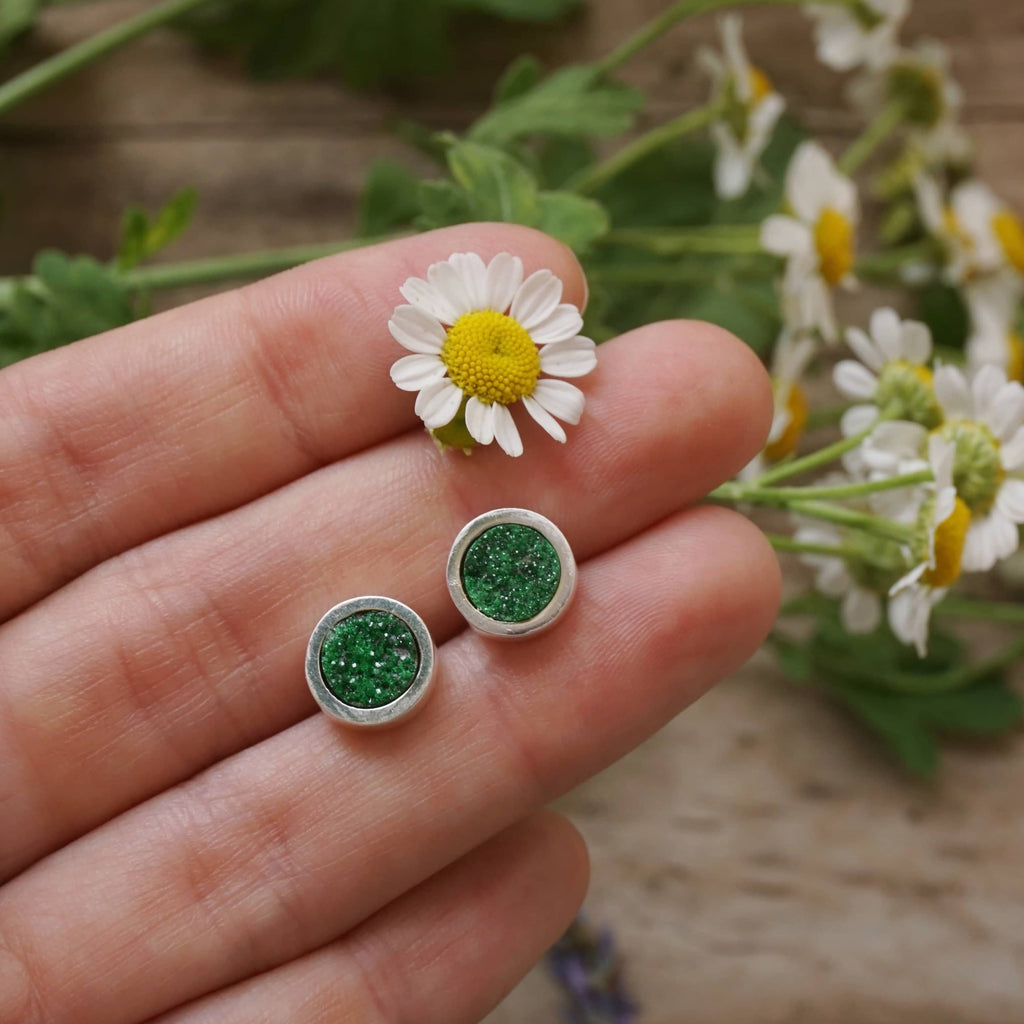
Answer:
[714,148,753,200]
[833,360,878,400]
[1001,427,1024,470]
[388,305,446,354]
[483,253,523,313]
[464,396,496,446]
[996,478,1024,523]
[389,353,446,391]
[816,559,850,597]
[491,403,524,457]
[426,260,475,320]
[870,420,929,459]
[840,403,878,437]
[899,320,933,365]
[842,588,882,634]
[788,142,836,223]
[816,19,867,72]
[400,277,461,325]
[961,514,1011,572]
[986,380,1024,442]
[869,307,903,360]
[510,269,563,331]
[933,363,973,418]
[522,395,567,443]
[845,326,884,372]
[414,379,463,430]
[761,215,810,256]
[530,379,586,424]
[972,363,1009,417]
[887,587,930,657]
[539,336,598,378]
[530,304,585,345]
[447,252,488,309]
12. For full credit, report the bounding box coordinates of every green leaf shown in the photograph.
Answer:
[469,66,642,147]
[916,684,1024,736]
[116,189,197,271]
[452,0,581,18]
[493,55,542,104]
[536,136,595,189]
[415,180,475,230]
[917,281,970,352]
[536,191,608,250]
[357,160,422,237]
[0,0,38,50]
[446,140,540,222]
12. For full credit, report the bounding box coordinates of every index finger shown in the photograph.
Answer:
[0,225,585,621]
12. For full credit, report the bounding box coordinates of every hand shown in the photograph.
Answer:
[0,224,778,1023]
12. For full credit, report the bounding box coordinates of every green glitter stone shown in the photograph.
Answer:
[461,523,561,623]
[319,611,419,708]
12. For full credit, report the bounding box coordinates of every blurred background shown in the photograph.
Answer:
[2,1,1024,1019]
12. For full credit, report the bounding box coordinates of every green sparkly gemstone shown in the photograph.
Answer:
[319,611,419,708]
[461,523,561,623]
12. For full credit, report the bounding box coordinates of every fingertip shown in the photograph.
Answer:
[525,810,591,916]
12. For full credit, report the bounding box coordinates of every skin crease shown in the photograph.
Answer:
[0,223,780,1024]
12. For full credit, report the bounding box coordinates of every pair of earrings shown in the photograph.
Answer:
[305,508,576,729]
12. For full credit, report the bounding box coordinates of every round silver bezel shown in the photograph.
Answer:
[305,596,435,728]
[446,508,576,640]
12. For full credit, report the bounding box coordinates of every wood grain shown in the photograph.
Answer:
[2,1,1023,1019]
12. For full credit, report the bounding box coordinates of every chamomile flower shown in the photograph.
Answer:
[700,15,786,200]
[834,307,940,438]
[762,142,859,342]
[805,0,908,73]
[389,252,597,457]
[888,436,966,656]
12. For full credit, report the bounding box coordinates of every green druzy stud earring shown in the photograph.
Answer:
[306,596,435,727]
[447,508,576,639]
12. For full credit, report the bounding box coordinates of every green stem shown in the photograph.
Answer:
[715,468,932,505]
[766,534,864,560]
[933,597,1024,624]
[584,258,777,285]
[782,500,913,542]
[855,240,942,282]
[569,102,722,196]
[753,418,880,487]
[600,224,765,256]
[838,101,906,176]
[0,0,218,117]
[595,0,857,76]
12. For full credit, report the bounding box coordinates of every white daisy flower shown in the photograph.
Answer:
[805,0,908,73]
[699,15,786,200]
[762,142,859,342]
[865,363,1024,571]
[793,518,883,634]
[966,295,1024,383]
[833,307,940,438]
[389,252,597,457]
[888,436,967,656]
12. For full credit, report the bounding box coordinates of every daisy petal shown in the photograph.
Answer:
[987,380,1024,442]
[714,146,752,201]
[1001,426,1024,470]
[426,260,475,321]
[961,513,1016,572]
[530,304,585,345]
[933,363,972,418]
[996,478,1024,523]
[389,353,446,391]
[492,403,524,457]
[414,379,463,430]
[869,307,902,361]
[972,364,1009,420]
[483,253,523,313]
[887,587,930,657]
[388,305,446,354]
[841,588,882,634]
[399,277,462,325]
[845,326,884,372]
[761,215,810,256]
[840,403,878,437]
[448,253,488,309]
[899,320,933,365]
[539,336,598,378]
[522,395,568,443]
[530,379,586,424]
[464,396,496,446]
[510,269,563,331]
[834,359,878,400]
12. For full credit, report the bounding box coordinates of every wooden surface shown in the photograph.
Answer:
[4,2,1024,1020]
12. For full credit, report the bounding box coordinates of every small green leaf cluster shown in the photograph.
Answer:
[774,597,1023,777]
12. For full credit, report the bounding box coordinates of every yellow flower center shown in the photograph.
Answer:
[749,66,774,104]
[440,310,540,407]
[1008,331,1024,383]
[992,210,1024,274]
[764,382,808,462]
[921,496,970,588]
[814,207,855,286]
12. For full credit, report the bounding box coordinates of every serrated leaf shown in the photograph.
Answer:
[358,160,422,237]
[446,140,539,222]
[116,189,197,271]
[493,55,543,104]
[535,191,608,250]
[469,66,642,147]
[415,179,475,230]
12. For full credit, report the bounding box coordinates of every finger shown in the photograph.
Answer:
[0,225,585,622]
[155,810,588,1024]
[0,506,779,1024]
[0,319,770,879]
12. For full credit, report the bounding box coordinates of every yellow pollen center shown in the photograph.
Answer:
[992,210,1024,274]
[922,497,970,588]
[814,207,855,287]
[765,382,808,462]
[749,66,774,103]
[441,310,540,407]
[1008,332,1024,383]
